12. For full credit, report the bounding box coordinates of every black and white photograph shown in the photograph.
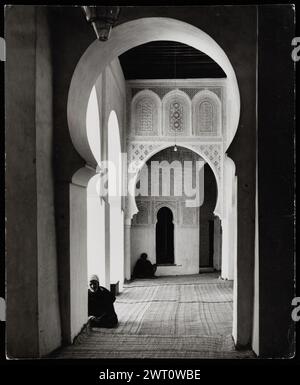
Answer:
[1,3,297,369]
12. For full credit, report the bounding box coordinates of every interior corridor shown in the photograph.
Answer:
[53,274,254,359]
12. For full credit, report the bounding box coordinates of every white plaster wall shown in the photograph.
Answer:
[131,225,199,276]
[170,226,199,275]
[86,84,105,286]
[105,62,126,292]
[110,204,124,292]
[87,189,106,287]
[86,86,101,165]
[107,107,124,292]
[105,60,126,143]
[131,226,156,269]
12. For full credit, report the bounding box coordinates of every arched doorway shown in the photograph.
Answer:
[156,207,174,265]
[131,145,213,276]
[199,163,219,271]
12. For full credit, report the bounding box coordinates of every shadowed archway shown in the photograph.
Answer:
[156,207,174,265]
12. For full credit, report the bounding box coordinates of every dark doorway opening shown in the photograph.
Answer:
[156,207,174,264]
[208,220,214,267]
[199,163,218,268]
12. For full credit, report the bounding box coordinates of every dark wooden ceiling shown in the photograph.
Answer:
[119,41,226,80]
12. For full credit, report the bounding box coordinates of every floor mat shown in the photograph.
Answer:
[53,274,254,359]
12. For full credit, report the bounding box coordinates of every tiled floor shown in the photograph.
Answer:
[53,274,254,359]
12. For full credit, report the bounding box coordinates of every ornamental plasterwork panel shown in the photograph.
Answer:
[131,90,161,136]
[192,90,222,137]
[162,90,191,137]
[127,142,164,173]
[128,84,225,140]
[131,86,222,101]
[128,142,223,181]
[189,143,222,180]
[133,198,200,227]
[152,200,179,224]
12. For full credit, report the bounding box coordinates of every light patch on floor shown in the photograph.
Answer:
[54,274,254,359]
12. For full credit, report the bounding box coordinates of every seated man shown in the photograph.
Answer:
[132,253,157,279]
[88,275,118,328]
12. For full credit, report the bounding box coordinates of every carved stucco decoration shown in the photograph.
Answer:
[131,86,222,101]
[136,98,154,131]
[133,197,199,227]
[130,87,224,139]
[162,90,191,136]
[127,142,224,220]
[192,90,222,137]
[131,89,161,136]
[169,101,184,132]
[127,142,165,173]
[152,200,179,225]
[185,143,223,218]
[189,143,222,179]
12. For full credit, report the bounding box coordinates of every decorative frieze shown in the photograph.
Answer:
[132,198,200,227]
[131,86,222,100]
[129,84,223,139]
